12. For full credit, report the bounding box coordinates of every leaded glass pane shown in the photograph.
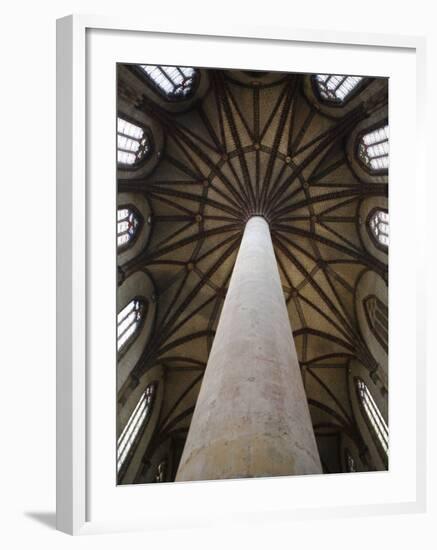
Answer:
[117,207,140,250]
[356,378,388,456]
[117,117,151,166]
[314,74,364,103]
[117,298,144,352]
[358,125,389,172]
[117,384,156,472]
[139,65,198,99]
[346,452,356,473]
[155,461,167,483]
[369,210,389,247]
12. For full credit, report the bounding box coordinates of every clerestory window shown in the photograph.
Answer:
[345,449,356,473]
[117,117,151,166]
[117,298,146,353]
[155,461,168,483]
[363,295,388,354]
[358,125,389,172]
[314,74,364,104]
[368,209,389,248]
[117,207,141,251]
[139,65,198,100]
[355,378,388,461]
[117,383,156,473]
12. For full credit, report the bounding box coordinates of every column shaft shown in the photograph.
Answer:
[176,216,322,481]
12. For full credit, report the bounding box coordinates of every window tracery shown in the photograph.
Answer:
[117,207,141,250]
[368,209,389,248]
[363,295,388,353]
[355,378,388,458]
[117,298,146,353]
[117,117,151,166]
[314,74,364,104]
[345,450,356,473]
[154,461,168,483]
[117,383,156,473]
[358,125,389,172]
[139,65,198,100]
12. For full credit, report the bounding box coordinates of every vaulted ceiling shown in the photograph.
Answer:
[117,67,388,481]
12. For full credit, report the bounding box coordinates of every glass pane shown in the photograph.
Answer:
[117,384,156,472]
[139,65,198,99]
[356,379,388,455]
[369,210,389,246]
[117,117,150,166]
[117,207,141,250]
[359,125,389,172]
[314,74,364,103]
[117,298,144,351]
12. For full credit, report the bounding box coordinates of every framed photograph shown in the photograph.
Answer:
[56,15,427,535]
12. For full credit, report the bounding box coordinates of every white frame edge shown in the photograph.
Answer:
[56,13,427,535]
[57,15,87,535]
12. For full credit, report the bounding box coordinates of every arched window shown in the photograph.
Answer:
[344,449,356,473]
[117,298,146,353]
[363,295,388,353]
[117,207,142,250]
[314,74,364,104]
[154,461,168,483]
[117,117,151,166]
[117,383,156,473]
[355,378,388,460]
[139,65,198,100]
[358,125,389,172]
[368,209,389,248]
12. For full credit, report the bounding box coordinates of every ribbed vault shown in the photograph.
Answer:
[117,67,389,482]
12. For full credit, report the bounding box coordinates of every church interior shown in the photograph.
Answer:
[116,65,389,485]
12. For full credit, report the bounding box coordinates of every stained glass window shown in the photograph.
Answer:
[139,65,198,100]
[314,74,364,104]
[117,117,151,166]
[117,298,145,352]
[369,210,389,247]
[117,383,156,473]
[117,207,141,250]
[356,378,388,457]
[358,125,389,172]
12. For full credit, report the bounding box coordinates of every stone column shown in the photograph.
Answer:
[176,216,322,481]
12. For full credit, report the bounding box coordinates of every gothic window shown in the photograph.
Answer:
[139,65,198,100]
[345,450,356,473]
[117,298,146,353]
[355,378,388,459]
[117,117,151,166]
[314,74,364,104]
[117,207,141,251]
[363,295,388,353]
[154,461,168,483]
[358,125,389,172]
[117,383,156,473]
[368,209,389,248]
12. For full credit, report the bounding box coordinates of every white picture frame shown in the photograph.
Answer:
[56,14,427,535]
